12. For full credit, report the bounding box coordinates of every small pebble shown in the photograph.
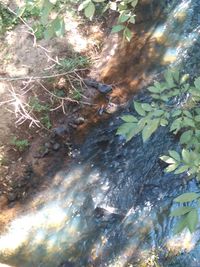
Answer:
[97,83,112,94]
[74,117,85,125]
[8,192,17,202]
[44,142,51,148]
[53,143,61,151]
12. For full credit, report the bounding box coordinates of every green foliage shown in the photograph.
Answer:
[117,69,200,234]
[71,90,82,101]
[11,137,29,152]
[0,4,19,33]
[29,97,52,128]
[41,114,52,129]
[0,1,41,34]
[58,55,91,71]
[78,0,138,41]
[170,192,200,234]
[29,97,50,113]
[32,22,45,40]
[1,0,138,40]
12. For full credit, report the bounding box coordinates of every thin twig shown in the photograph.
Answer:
[0,68,88,81]
[7,85,41,127]
[36,80,79,104]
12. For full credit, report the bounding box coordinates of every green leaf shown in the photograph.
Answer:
[121,115,138,123]
[172,69,180,83]
[190,88,200,97]
[44,25,54,40]
[151,94,160,99]
[174,192,200,203]
[164,70,175,88]
[171,110,182,117]
[118,12,130,23]
[17,6,26,17]
[147,86,160,93]
[129,15,136,24]
[174,216,188,234]
[170,206,193,217]
[195,108,200,114]
[133,101,146,116]
[174,165,189,174]
[141,103,153,112]
[182,149,191,163]
[165,163,179,172]
[194,115,200,122]
[124,27,132,42]
[180,130,193,144]
[126,124,140,141]
[41,0,54,25]
[153,109,165,117]
[116,122,133,136]
[93,0,105,2]
[183,110,192,118]
[170,118,182,133]
[131,0,138,7]
[142,119,159,142]
[84,1,95,19]
[78,0,91,11]
[183,117,195,128]
[111,25,125,33]
[53,17,65,37]
[168,150,181,161]
[187,209,198,233]
[160,155,177,164]
[194,77,200,89]
[160,118,168,126]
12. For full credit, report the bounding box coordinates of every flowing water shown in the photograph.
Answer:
[1,0,200,266]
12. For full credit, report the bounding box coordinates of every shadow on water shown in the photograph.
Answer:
[1,0,200,266]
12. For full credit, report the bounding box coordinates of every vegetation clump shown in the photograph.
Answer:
[117,69,200,234]
[11,137,30,152]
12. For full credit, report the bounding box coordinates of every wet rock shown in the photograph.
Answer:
[69,122,78,129]
[8,192,17,202]
[105,103,119,114]
[98,106,105,116]
[52,143,61,151]
[52,125,68,137]
[33,147,49,158]
[74,117,85,125]
[94,207,125,222]
[50,139,55,145]
[44,142,51,149]
[84,78,112,94]
[97,83,112,94]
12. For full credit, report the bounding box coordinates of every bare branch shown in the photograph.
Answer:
[0,68,88,81]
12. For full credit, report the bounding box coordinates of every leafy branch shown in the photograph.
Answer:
[117,69,200,233]
[78,0,138,41]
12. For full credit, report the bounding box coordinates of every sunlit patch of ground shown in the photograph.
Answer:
[0,1,105,229]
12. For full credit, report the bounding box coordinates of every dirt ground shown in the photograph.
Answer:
[0,5,109,231]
